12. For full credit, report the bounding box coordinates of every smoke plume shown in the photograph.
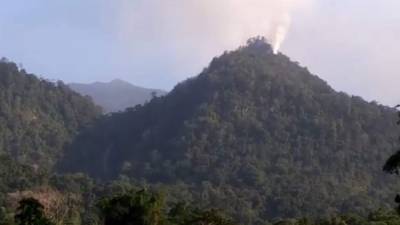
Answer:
[271,13,291,54]
[117,0,313,78]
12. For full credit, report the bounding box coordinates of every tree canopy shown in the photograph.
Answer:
[14,198,54,225]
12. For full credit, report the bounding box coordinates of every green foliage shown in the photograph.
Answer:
[0,59,100,224]
[97,189,166,225]
[258,210,400,225]
[186,209,235,225]
[97,189,235,225]
[0,60,101,170]
[0,155,45,208]
[14,198,54,225]
[383,109,400,175]
[60,38,399,223]
[0,206,15,225]
[383,107,400,213]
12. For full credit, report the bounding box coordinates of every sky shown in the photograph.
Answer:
[0,0,399,106]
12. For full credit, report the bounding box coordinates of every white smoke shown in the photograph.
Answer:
[266,0,312,54]
[271,13,292,54]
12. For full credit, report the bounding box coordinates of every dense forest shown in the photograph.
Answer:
[1,38,400,225]
[0,58,101,169]
[59,38,400,223]
[0,58,103,224]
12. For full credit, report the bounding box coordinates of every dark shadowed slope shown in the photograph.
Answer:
[69,79,167,113]
[60,38,399,222]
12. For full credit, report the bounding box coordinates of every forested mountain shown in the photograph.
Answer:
[69,79,167,113]
[0,58,101,169]
[60,38,400,223]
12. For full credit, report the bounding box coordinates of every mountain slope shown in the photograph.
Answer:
[60,38,399,222]
[69,79,166,113]
[0,59,101,169]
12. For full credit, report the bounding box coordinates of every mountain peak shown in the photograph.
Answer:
[244,36,274,53]
[109,78,131,85]
[61,39,398,221]
[69,80,167,113]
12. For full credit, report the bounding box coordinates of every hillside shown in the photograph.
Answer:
[60,38,399,223]
[0,58,101,169]
[69,79,167,113]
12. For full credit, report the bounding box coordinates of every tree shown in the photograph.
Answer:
[168,203,235,225]
[14,198,54,225]
[384,106,400,212]
[189,209,235,225]
[0,207,13,225]
[97,189,166,225]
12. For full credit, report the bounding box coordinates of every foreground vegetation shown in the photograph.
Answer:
[2,188,400,225]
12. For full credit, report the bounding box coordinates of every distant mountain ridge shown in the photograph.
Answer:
[69,79,167,113]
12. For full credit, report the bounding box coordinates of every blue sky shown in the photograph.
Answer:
[0,0,399,105]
